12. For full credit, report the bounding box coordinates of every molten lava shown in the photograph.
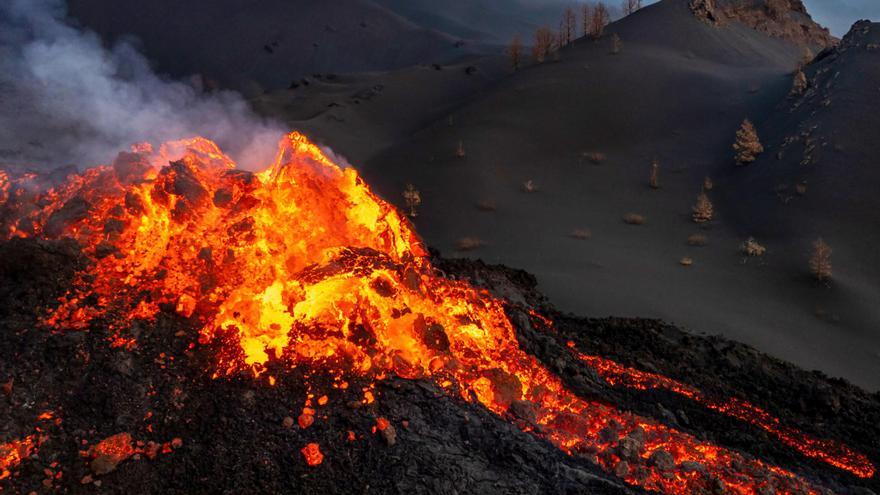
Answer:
[1,132,872,494]
[575,350,876,479]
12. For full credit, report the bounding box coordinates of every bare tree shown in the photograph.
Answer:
[581,3,593,38]
[703,176,714,191]
[533,27,558,62]
[507,34,523,70]
[560,7,577,46]
[733,119,764,165]
[649,159,659,189]
[692,191,714,223]
[621,0,642,16]
[590,2,610,39]
[809,238,832,282]
[402,184,421,217]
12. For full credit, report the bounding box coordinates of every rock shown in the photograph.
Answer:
[90,455,119,475]
[509,400,537,424]
[614,460,629,478]
[648,449,675,471]
[282,416,294,428]
[616,435,643,461]
[681,461,705,473]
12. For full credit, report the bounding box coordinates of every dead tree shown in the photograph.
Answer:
[402,184,422,217]
[581,3,593,38]
[809,238,832,282]
[560,7,577,46]
[507,34,523,70]
[533,27,558,62]
[621,0,642,16]
[590,2,610,39]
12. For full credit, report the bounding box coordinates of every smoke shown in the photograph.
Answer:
[0,0,285,171]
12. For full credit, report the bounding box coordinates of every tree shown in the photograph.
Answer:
[581,3,593,38]
[533,27,558,62]
[733,119,764,165]
[590,2,610,39]
[649,159,659,189]
[809,238,832,282]
[611,33,622,54]
[402,184,421,217]
[692,191,713,223]
[560,7,577,46]
[507,34,523,70]
[621,0,642,16]
[790,69,808,96]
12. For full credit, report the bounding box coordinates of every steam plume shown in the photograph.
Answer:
[0,0,284,170]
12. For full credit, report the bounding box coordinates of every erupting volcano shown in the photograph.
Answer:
[1,132,873,494]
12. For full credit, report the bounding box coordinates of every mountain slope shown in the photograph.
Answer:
[338,0,880,390]
[65,0,472,93]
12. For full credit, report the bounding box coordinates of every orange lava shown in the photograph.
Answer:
[0,436,37,480]
[575,350,876,478]
[301,443,324,466]
[1,132,866,493]
[88,433,136,465]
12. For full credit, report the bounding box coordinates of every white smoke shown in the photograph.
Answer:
[0,0,285,170]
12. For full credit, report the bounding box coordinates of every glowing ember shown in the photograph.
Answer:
[575,349,876,479]
[0,131,867,493]
[301,443,324,466]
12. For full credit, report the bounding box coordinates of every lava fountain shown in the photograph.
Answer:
[1,132,872,494]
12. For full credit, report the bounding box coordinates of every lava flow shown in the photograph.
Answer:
[575,350,876,479]
[1,131,867,494]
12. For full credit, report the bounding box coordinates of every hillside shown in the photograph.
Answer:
[65,0,472,93]
[329,0,880,390]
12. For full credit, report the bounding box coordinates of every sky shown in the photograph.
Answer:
[639,0,880,36]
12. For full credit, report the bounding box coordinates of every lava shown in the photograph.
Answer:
[1,131,869,494]
[575,350,876,479]
[1,436,38,481]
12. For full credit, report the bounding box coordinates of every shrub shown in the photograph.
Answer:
[623,213,645,225]
[455,237,485,251]
[680,257,694,266]
[475,199,497,212]
[569,228,592,240]
[455,140,466,158]
[741,237,766,257]
[703,176,714,191]
[507,35,523,71]
[692,191,714,223]
[687,234,707,246]
[522,179,538,193]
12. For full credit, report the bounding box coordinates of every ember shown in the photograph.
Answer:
[301,443,324,466]
[1,131,870,494]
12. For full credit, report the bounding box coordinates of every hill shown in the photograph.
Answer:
[320,0,880,390]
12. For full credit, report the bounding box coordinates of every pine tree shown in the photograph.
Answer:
[733,119,764,165]
[692,191,714,223]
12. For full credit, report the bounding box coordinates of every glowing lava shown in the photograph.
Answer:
[1,132,870,494]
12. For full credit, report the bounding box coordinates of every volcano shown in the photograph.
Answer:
[1,133,877,494]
